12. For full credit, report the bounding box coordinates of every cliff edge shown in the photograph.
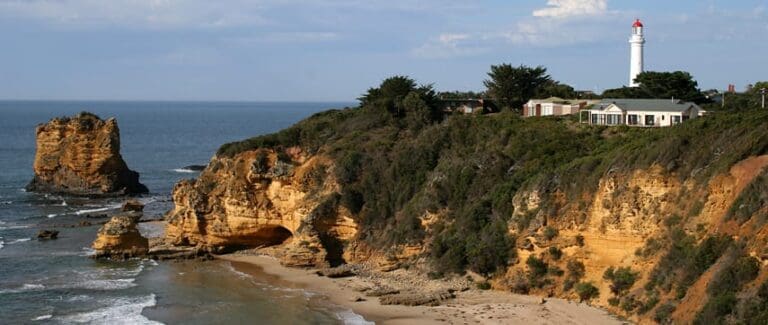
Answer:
[26,112,148,196]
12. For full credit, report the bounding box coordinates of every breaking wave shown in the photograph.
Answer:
[0,283,46,294]
[56,294,163,325]
[75,204,122,215]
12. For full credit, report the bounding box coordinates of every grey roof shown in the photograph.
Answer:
[595,98,700,112]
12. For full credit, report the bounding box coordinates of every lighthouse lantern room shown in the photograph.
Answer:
[629,19,645,87]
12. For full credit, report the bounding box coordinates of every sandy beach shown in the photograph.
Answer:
[218,254,626,325]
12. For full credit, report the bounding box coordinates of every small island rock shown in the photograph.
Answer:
[92,214,149,259]
[26,112,148,196]
[36,230,59,240]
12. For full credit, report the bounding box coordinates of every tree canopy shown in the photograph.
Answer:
[358,75,441,121]
[484,64,552,110]
[602,71,707,103]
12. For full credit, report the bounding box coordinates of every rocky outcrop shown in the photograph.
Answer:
[36,230,59,240]
[122,199,144,212]
[164,148,360,267]
[92,213,149,259]
[26,112,148,196]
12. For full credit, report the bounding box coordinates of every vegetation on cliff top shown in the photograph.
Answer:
[217,76,768,322]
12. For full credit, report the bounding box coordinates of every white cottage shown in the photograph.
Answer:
[523,97,600,117]
[584,99,705,127]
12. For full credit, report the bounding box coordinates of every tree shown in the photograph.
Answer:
[601,86,651,99]
[603,71,707,103]
[634,71,707,103]
[358,76,441,120]
[484,64,552,111]
[536,80,576,99]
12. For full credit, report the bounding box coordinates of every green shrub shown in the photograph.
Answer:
[527,255,548,278]
[654,303,676,323]
[575,282,600,302]
[543,226,559,240]
[548,246,563,260]
[726,169,768,224]
[476,282,492,290]
[620,296,640,312]
[603,266,639,295]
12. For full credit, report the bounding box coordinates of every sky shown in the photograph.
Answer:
[0,0,766,101]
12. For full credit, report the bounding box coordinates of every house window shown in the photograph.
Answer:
[591,113,598,124]
[672,116,681,124]
[645,115,655,126]
[628,114,639,125]
[606,114,622,125]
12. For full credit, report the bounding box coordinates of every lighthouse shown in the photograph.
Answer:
[628,19,645,87]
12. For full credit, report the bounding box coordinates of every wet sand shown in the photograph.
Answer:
[218,254,627,325]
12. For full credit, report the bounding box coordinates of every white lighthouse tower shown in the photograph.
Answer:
[628,19,645,87]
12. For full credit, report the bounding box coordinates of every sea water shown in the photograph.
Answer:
[0,101,367,324]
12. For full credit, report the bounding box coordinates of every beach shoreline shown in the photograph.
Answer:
[217,254,626,325]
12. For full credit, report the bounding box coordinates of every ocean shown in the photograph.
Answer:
[0,101,369,324]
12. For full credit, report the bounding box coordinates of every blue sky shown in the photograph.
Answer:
[0,0,766,101]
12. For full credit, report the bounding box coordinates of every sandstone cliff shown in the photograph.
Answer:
[27,112,148,196]
[165,148,360,267]
[165,99,768,324]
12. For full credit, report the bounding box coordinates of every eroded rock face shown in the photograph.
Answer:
[26,112,148,196]
[92,213,149,259]
[164,148,359,267]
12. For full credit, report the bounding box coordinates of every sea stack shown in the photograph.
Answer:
[92,212,149,259]
[26,112,148,196]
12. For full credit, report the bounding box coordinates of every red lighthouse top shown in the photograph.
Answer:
[632,19,644,27]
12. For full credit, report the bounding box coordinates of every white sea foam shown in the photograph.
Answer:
[31,315,53,321]
[75,204,121,215]
[172,168,198,173]
[0,283,46,294]
[0,239,4,249]
[225,262,252,279]
[79,247,97,257]
[61,200,68,206]
[64,278,137,290]
[336,309,375,325]
[9,238,31,244]
[0,201,11,205]
[67,294,91,302]
[47,214,58,218]
[0,225,30,230]
[56,294,163,325]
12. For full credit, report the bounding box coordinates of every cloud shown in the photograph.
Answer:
[413,1,620,56]
[412,33,488,59]
[532,0,608,19]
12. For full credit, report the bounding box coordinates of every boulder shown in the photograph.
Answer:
[37,230,59,240]
[316,264,358,278]
[378,290,455,306]
[26,112,148,196]
[121,199,144,212]
[92,214,149,259]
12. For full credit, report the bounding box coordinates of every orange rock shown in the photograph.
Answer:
[26,112,148,196]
